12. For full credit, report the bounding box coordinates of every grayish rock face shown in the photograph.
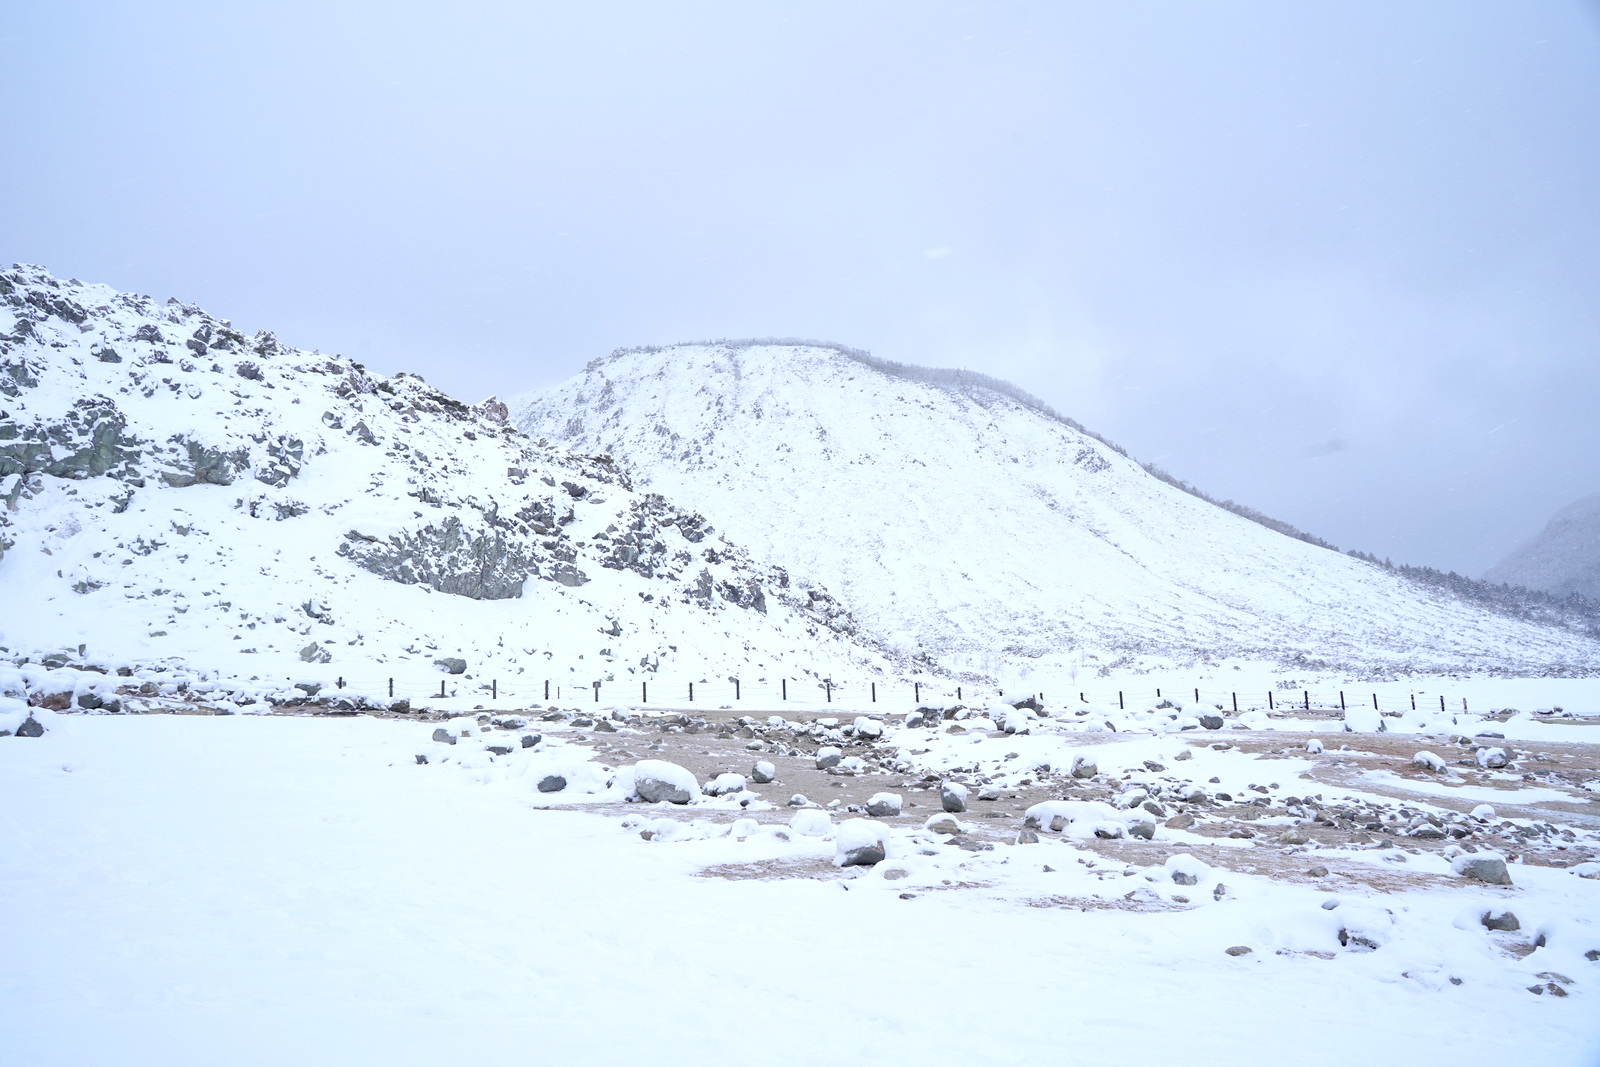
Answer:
[1481,909,1520,932]
[520,733,540,748]
[940,783,968,813]
[634,768,693,804]
[1456,857,1513,885]
[1484,490,1600,601]
[1070,754,1098,779]
[433,657,467,675]
[750,760,776,783]
[13,716,44,737]
[1198,714,1225,730]
[431,728,456,745]
[838,843,885,867]
[1171,871,1199,886]
[537,775,568,793]
[866,794,902,817]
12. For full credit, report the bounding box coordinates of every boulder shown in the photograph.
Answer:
[787,793,811,807]
[1198,714,1225,730]
[940,782,969,813]
[433,657,467,675]
[834,819,887,867]
[1411,751,1448,773]
[815,745,842,769]
[1070,753,1097,779]
[750,760,776,784]
[866,792,903,818]
[537,775,567,793]
[520,733,540,748]
[1476,747,1509,770]
[632,760,697,804]
[1452,855,1513,885]
[14,715,44,738]
[924,814,963,835]
[431,728,456,745]
[1481,909,1520,932]
[1126,818,1156,840]
[702,772,747,797]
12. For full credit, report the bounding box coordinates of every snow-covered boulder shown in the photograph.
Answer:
[940,781,969,813]
[865,792,902,817]
[851,717,883,740]
[1476,747,1508,769]
[1305,739,1324,754]
[815,746,842,769]
[1452,854,1513,885]
[789,809,832,837]
[833,819,887,867]
[1342,706,1385,733]
[1411,751,1448,773]
[702,772,747,797]
[1070,753,1098,779]
[632,760,698,804]
[750,760,776,784]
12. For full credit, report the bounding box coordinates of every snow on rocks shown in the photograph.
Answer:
[1341,706,1385,733]
[815,746,842,769]
[789,809,832,837]
[1476,747,1509,770]
[1411,751,1448,773]
[833,819,887,867]
[1305,739,1324,754]
[1070,753,1098,778]
[865,792,902,817]
[939,781,969,813]
[630,760,698,804]
[750,760,776,784]
[1451,854,1513,885]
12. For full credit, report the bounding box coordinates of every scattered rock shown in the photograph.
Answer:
[940,782,969,813]
[788,794,811,807]
[632,760,697,804]
[1198,714,1225,730]
[751,760,776,784]
[1305,739,1324,754]
[414,754,427,764]
[1049,815,1069,833]
[1481,909,1520,932]
[977,785,1002,801]
[790,809,832,837]
[1452,855,1512,885]
[702,772,747,797]
[593,719,617,733]
[815,746,842,770]
[537,775,567,793]
[834,819,887,867]
[1126,818,1155,840]
[925,814,963,835]
[520,733,540,748]
[1164,813,1196,830]
[1225,945,1253,957]
[1171,871,1199,886]
[1411,751,1448,773]
[1476,747,1509,770]
[866,792,903,817]
[1143,760,1166,773]
[13,716,44,738]
[1173,749,1193,761]
[431,728,456,745]
[486,745,513,756]
[1305,866,1330,878]
[1279,828,1311,845]
[1070,754,1098,779]
[433,657,467,675]
[1016,828,1040,844]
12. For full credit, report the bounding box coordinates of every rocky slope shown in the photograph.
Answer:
[0,270,891,695]
[1485,492,1600,603]
[516,340,1600,678]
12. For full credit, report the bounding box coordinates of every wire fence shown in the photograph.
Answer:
[282,673,1484,717]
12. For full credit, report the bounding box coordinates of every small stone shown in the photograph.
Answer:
[940,782,969,813]
[1481,909,1520,932]
[1225,945,1252,956]
[1173,749,1193,761]
[14,716,44,738]
[537,775,568,793]
[1199,714,1225,730]
[431,728,456,745]
[882,868,910,881]
[977,785,1002,801]
[1171,871,1199,886]
[486,745,513,756]
[1126,818,1155,840]
[433,657,467,675]
[593,719,617,733]
[925,814,963,834]
[1016,829,1040,844]
[520,733,540,748]
[788,794,811,807]
[1305,866,1330,877]
[1143,760,1166,773]
[414,754,428,764]
[1213,883,1228,901]
[1049,815,1069,833]
[1279,828,1311,845]
[1164,813,1196,830]
[815,746,842,769]
[1475,747,1508,770]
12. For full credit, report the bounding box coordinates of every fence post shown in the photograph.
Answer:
[492,679,497,700]
[957,686,962,701]
[871,682,876,703]
[1118,691,1124,709]
[734,679,740,701]
[1232,692,1237,713]
[1410,694,1416,711]
[388,677,393,699]
[1268,691,1273,710]
[1440,695,1445,713]
[1372,693,1377,710]
[1462,697,1468,712]
[825,681,832,703]
[642,681,647,703]
[782,679,787,701]
[1079,691,1084,703]
[1194,687,1199,703]
[544,679,549,701]
[1304,690,1310,711]
[1156,688,1161,699]
[689,682,694,702]
[438,680,446,699]
[593,682,599,703]
[914,682,920,702]
[1339,691,1345,711]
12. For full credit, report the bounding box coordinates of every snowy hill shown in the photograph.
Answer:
[516,340,1600,677]
[0,270,893,695]
[1485,491,1600,602]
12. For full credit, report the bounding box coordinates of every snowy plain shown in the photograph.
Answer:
[3,711,1598,1067]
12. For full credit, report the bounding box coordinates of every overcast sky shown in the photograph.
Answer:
[5,1,1598,576]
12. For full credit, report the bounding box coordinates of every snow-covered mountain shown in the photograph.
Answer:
[1484,491,1600,602]
[0,270,893,694]
[516,340,1600,677]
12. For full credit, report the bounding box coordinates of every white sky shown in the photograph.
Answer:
[4,1,1598,575]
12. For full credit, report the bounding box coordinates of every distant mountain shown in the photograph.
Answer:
[516,339,1600,677]
[0,270,891,692]
[1484,491,1600,602]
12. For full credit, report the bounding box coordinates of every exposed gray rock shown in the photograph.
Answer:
[1126,818,1156,840]
[1225,945,1253,957]
[838,842,885,867]
[750,760,776,784]
[866,792,903,817]
[431,728,456,745]
[634,762,695,804]
[13,715,44,738]
[1171,870,1199,886]
[1453,856,1513,885]
[1070,754,1098,779]
[1481,909,1520,932]
[433,657,467,675]
[537,775,568,793]
[940,782,969,813]
[520,733,540,748]
[815,746,842,770]
[1198,714,1225,730]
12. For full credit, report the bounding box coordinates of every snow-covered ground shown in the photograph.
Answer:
[3,710,1596,1067]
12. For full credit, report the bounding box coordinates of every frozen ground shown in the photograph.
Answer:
[3,710,1598,1067]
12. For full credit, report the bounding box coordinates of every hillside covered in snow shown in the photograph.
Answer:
[0,270,893,695]
[517,340,1600,678]
[1485,492,1600,603]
